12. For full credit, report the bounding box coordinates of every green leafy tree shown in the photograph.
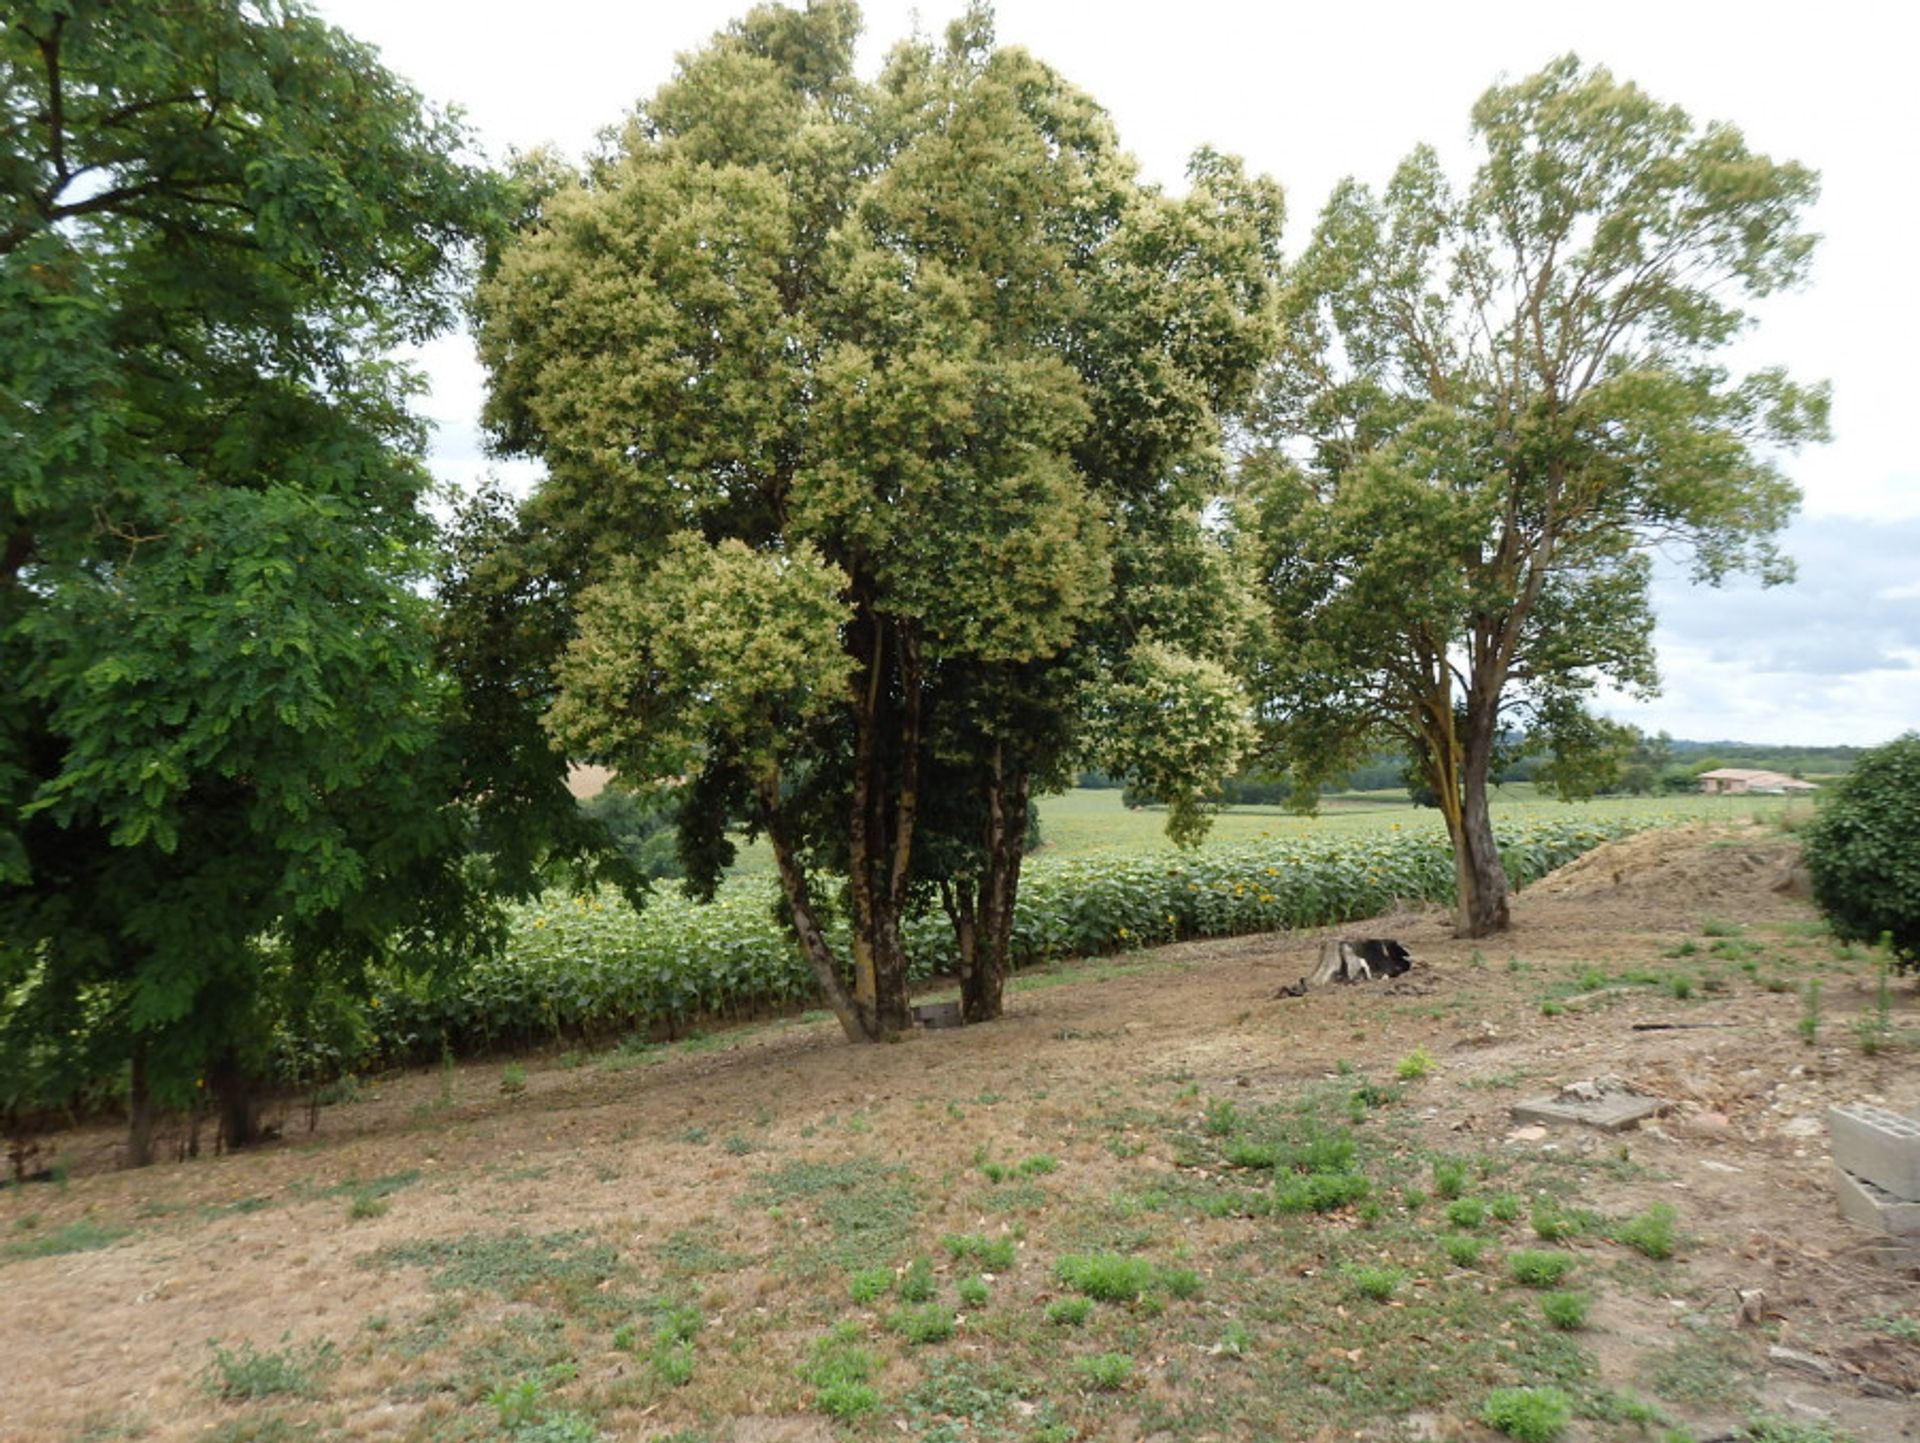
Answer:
[1238,56,1827,936]
[0,2,511,1162]
[475,2,1279,1038]
[1801,733,1920,971]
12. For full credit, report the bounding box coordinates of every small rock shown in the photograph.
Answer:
[1779,1115,1823,1139]
[1508,1125,1550,1143]
[1736,1289,1767,1326]
[1768,1345,1835,1381]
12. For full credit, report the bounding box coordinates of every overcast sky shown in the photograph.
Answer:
[315,0,1917,747]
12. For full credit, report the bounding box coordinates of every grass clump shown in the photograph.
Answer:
[1223,1140,1279,1169]
[799,1324,881,1420]
[889,1303,956,1345]
[1045,1297,1092,1326]
[1442,1235,1486,1268]
[1541,1291,1592,1330]
[1445,1197,1485,1229]
[1074,1352,1133,1390]
[1342,1263,1408,1301]
[1508,1250,1577,1288]
[651,1341,695,1387]
[1431,1159,1469,1200]
[1053,1252,1154,1303]
[1272,1171,1370,1214]
[1529,1203,1588,1241]
[897,1256,937,1303]
[1,1218,130,1260]
[956,1275,990,1308]
[1395,1046,1436,1080]
[203,1336,337,1401]
[942,1233,1015,1270]
[847,1266,892,1304]
[1488,1192,1523,1223]
[1480,1385,1573,1442]
[1615,1202,1678,1260]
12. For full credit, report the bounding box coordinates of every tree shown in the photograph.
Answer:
[0,2,509,1162]
[1237,56,1828,936]
[475,2,1280,1040]
[1801,733,1920,972]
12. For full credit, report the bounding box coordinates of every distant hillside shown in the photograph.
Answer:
[1665,740,1862,777]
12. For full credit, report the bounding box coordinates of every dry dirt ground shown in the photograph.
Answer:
[3,821,1917,1443]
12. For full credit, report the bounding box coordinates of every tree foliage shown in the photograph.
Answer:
[1802,733,1920,971]
[1237,55,1827,936]
[474,1,1281,1038]
[0,1,508,1158]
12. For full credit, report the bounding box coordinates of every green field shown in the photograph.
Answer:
[727,786,1802,876]
[955,786,1793,860]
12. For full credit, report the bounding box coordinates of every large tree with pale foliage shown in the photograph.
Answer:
[1237,55,1828,937]
[474,1,1281,1040]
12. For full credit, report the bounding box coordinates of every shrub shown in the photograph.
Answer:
[1445,1197,1485,1229]
[1480,1385,1573,1442]
[1442,1235,1485,1268]
[1801,733,1920,971]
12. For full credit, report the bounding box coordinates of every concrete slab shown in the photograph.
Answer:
[1511,1090,1665,1132]
[1833,1163,1920,1238]
[1829,1103,1920,1201]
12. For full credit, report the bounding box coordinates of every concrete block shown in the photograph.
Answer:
[1828,1103,1920,1201]
[1832,1163,1920,1238]
[1511,1091,1664,1132]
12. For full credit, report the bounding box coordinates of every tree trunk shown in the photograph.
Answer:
[126,1048,155,1170]
[960,753,1029,1023]
[761,778,868,1042]
[209,1049,261,1152]
[844,607,914,1041]
[1452,690,1511,937]
[943,878,982,1014]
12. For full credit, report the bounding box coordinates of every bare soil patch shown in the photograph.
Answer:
[3,820,1916,1443]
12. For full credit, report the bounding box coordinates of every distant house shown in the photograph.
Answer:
[1697,768,1818,796]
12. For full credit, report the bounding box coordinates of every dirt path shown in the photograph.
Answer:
[3,820,1915,1443]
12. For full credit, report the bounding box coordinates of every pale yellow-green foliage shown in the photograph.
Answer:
[546,536,851,786]
[1098,644,1257,846]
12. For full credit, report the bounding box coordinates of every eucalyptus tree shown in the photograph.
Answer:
[477,2,1280,1039]
[1238,56,1827,936]
[1,2,511,1161]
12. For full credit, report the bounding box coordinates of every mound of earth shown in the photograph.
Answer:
[1526,818,1803,909]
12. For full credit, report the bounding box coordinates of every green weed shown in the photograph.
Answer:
[1508,1250,1577,1287]
[203,1336,337,1401]
[1480,1385,1573,1442]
